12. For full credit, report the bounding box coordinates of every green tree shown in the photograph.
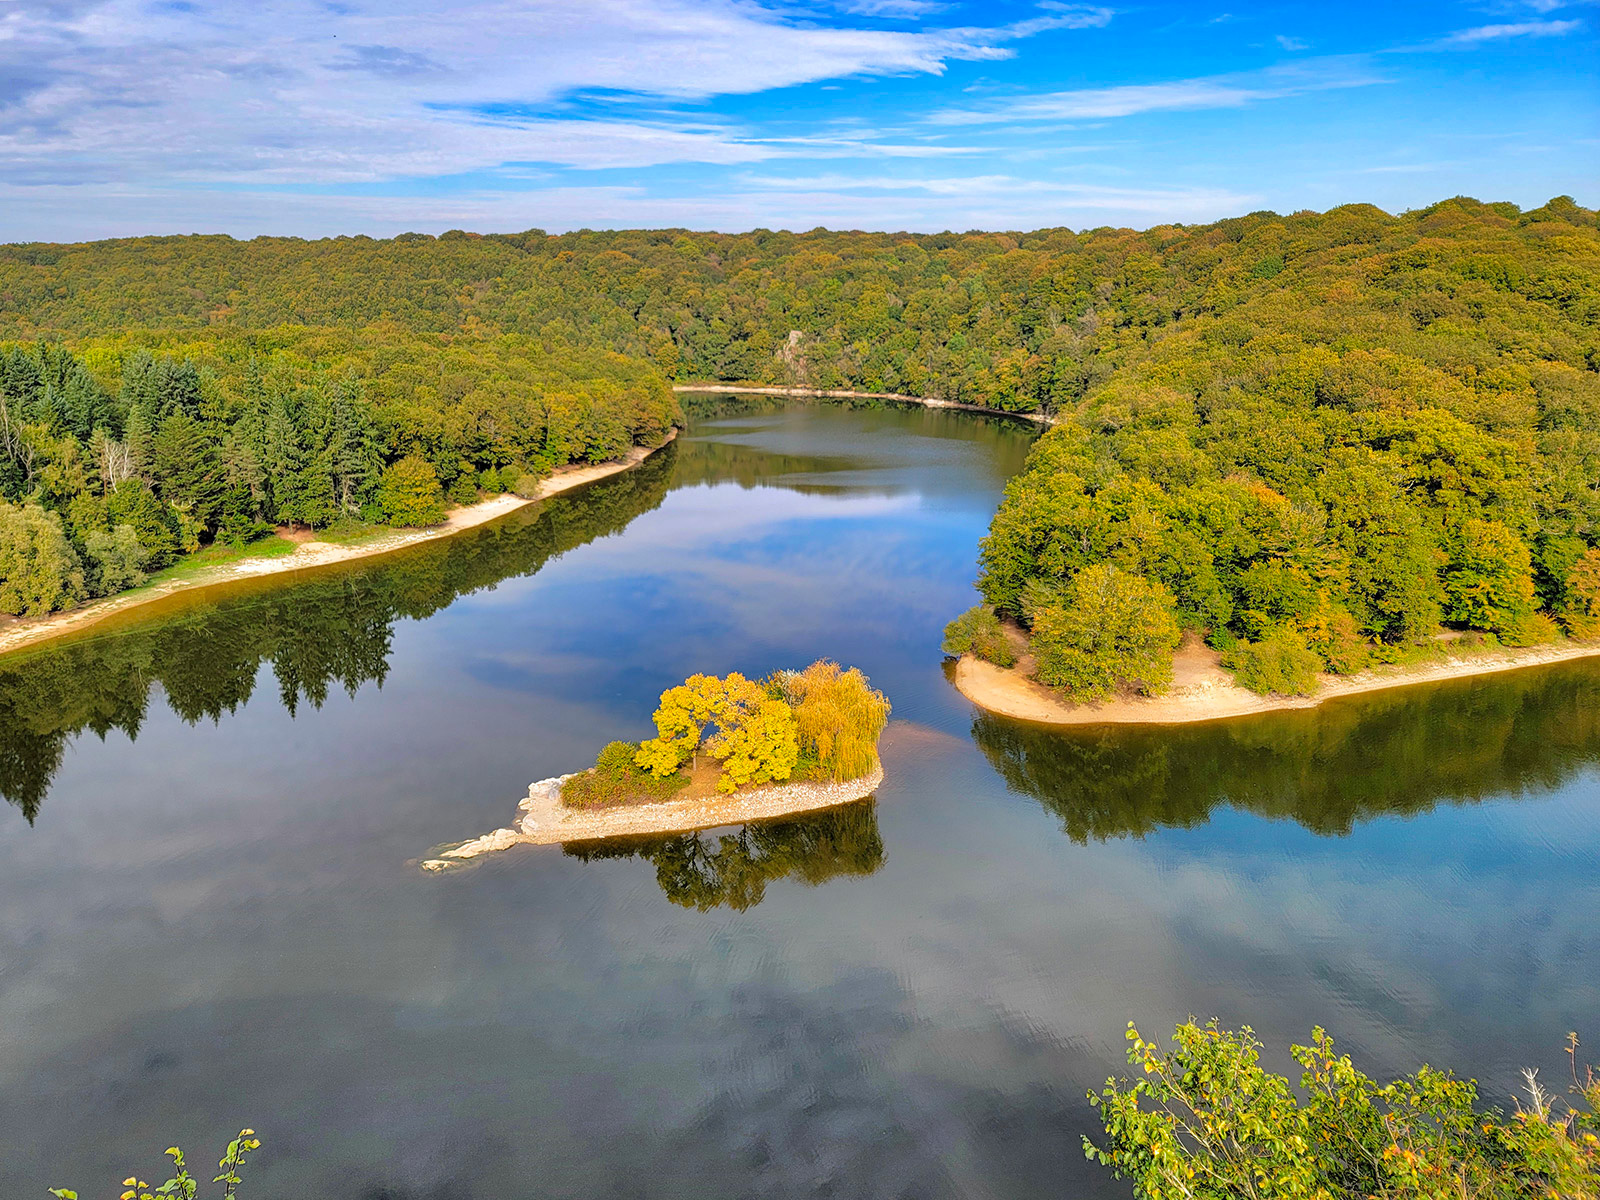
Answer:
[0,501,85,616]
[375,454,445,527]
[1444,518,1538,639]
[152,411,224,534]
[1026,565,1181,701]
[107,479,181,569]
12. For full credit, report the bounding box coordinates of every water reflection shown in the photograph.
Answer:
[564,800,885,911]
[0,448,676,822]
[970,659,1600,842]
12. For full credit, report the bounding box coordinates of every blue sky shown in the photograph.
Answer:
[0,0,1594,240]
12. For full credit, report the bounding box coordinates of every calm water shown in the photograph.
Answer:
[1,397,1597,1198]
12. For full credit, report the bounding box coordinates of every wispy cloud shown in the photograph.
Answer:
[1437,18,1582,44]
[0,175,1260,239]
[930,57,1384,125]
[734,173,1255,213]
[1275,34,1309,51]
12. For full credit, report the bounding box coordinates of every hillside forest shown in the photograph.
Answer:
[1,195,1597,698]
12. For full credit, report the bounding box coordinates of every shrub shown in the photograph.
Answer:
[511,471,546,500]
[1026,565,1181,702]
[52,1129,261,1200]
[1088,1021,1599,1200]
[83,524,146,597]
[1300,600,1370,675]
[1227,624,1322,695]
[562,741,689,809]
[942,605,1018,667]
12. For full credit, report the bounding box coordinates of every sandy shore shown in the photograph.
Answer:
[672,383,1056,426]
[420,764,885,870]
[0,430,677,660]
[954,637,1600,727]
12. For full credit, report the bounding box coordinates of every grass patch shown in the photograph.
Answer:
[302,517,389,545]
[562,741,691,809]
[138,534,300,587]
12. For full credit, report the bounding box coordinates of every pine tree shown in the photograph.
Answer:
[152,411,224,534]
[260,388,307,526]
[327,377,379,515]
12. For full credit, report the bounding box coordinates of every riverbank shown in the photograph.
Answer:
[671,383,1056,426]
[0,430,677,660]
[953,636,1600,726]
[420,764,886,870]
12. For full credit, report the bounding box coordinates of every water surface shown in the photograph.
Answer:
[1,397,1596,1198]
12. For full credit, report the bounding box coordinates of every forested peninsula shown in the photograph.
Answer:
[3,195,1598,701]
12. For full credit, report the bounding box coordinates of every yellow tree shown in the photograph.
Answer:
[709,698,799,792]
[635,672,797,791]
[775,660,892,780]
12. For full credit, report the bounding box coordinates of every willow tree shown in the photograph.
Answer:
[775,660,892,780]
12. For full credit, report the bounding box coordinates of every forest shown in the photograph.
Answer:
[2,194,1597,682]
[0,327,677,617]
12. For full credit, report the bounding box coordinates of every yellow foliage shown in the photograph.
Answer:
[774,660,892,780]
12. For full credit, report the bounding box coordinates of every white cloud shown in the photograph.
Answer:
[930,58,1385,125]
[0,0,1097,188]
[1275,34,1309,51]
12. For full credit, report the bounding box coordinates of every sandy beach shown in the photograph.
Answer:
[0,430,677,660]
[953,636,1600,727]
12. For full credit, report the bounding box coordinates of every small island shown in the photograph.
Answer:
[422,660,890,869]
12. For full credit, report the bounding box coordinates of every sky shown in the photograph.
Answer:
[0,0,1595,241]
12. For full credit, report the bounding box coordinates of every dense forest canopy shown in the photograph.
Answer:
[2,194,1597,676]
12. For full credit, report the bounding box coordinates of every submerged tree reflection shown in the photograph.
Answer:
[564,799,885,911]
[0,449,676,823]
[971,660,1600,843]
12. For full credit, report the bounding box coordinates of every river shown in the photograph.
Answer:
[1,395,1596,1198]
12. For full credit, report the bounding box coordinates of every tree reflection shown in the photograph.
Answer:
[970,660,1600,843]
[563,799,885,911]
[0,448,676,823]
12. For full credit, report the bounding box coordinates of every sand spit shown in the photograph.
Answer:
[0,430,677,660]
[953,638,1600,727]
[420,764,885,871]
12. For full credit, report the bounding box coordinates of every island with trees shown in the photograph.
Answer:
[421,660,891,869]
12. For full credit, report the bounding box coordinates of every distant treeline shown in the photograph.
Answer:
[2,196,1597,665]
